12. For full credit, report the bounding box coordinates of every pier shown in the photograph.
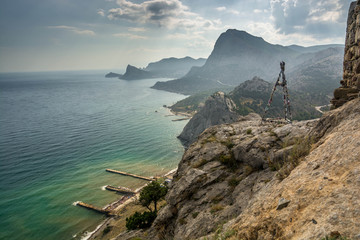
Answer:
[106,169,154,181]
[76,201,113,215]
[105,185,136,194]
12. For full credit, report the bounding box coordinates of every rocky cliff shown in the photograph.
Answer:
[116,97,360,240]
[332,1,360,108]
[178,91,239,148]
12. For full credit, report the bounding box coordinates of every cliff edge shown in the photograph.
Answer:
[116,98,360,240]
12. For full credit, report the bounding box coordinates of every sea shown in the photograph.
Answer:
[0,70,188,240]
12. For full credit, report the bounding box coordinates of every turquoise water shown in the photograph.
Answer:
[0,71,188,240]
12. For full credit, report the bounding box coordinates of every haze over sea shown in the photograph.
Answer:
[0,71,188,240]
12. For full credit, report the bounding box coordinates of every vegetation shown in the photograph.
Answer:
[246,128,252,134]
[125,211,157,230]
[210,204,224,214]
[139,181,167,212]
[218,153,237,169]
[102,225,112,235]
[126,181,168,230]
[276,136,314,180]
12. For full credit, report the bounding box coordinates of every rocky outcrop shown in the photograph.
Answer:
[178,92,239,147]
[148,114,318,240]
[105,72,123,78]
[116,98,360,240]
[332,1,360,108]
[121,65,154,80]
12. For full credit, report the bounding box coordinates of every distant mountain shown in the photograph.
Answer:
[145,56,206,78]
[286,44,344,54]
[106,56,206,80]
[287,47,343,95]
[151,29,343,95]
[105,72,123,78]
[121,64,154,80]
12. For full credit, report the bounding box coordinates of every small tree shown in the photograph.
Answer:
[139,181,167,212]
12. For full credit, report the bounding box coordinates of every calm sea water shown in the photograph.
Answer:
[0,71,188,240]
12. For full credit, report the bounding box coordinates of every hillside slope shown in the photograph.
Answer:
[115,98,360,240]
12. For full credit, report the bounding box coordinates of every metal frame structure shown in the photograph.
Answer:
[264,61,292,123]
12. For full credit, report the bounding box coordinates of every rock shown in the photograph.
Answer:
[276,198,291,210]
[178,91,239,147]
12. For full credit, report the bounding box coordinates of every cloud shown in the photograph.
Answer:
[113,33,148,39]
[97,9,105,16]
[107,0,221,30]
[215,6,239,15]
[48,25,95,36]
[216,7,226,12]
[270,0,350,38]
[128,27,147,32]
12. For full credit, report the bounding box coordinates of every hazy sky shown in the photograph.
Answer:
[0,0,353,72]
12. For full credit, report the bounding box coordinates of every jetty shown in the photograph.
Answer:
[76,201,113,216]
[105,185,136,194]
[106,169,154,181]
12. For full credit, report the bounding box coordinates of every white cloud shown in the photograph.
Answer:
[270,0,350,38]
[216,6,239,15]
[48,25,95,36]
[113,33,148,39]
[216,6,226,12]
[97,9,105,16]
[107,0,221,30]
[128,27,147,32]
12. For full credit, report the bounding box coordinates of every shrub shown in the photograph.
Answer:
[277,136,314,180]
[192,212,199,218]
[228,177,240,188]
[218,153,237,169]
[126,211,157,230]
[246,129,252,134]
[102,225,112,235]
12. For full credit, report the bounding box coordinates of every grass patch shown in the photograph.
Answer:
[179,218,187,225]
[221,139,235,149]
[192,212,199,219]
[228,177,241,188]
[277,136,314,180]
[210,204,224,214]
[218,153,237,169]
[192,158,208,168]
[211,195,224,204]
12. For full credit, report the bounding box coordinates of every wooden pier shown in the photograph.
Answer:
[105,185,136,194]
[106,169,154,181]
[76,201,113,215]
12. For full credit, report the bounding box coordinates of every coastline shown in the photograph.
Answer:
[83,168,178,240]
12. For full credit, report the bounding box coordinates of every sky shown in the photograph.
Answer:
[0,0,354,73]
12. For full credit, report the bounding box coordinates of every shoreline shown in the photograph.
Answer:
[83,168,178,240]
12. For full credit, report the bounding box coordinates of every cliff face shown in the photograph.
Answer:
[117,98,360,240]
[177,92,239,148]
[332,1,360,108]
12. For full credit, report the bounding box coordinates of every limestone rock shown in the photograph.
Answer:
[178,91,239,147]
[276,198,291,210]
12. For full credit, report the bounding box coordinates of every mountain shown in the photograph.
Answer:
[145,56,206,78]
[287,44,344,53]
[176,76,323,148]
[108,57,206,80]
[105,72,123,78]
[151,29,343,95]
[287,47,343,94]
[177,91,239,147]
[121,64,154,80]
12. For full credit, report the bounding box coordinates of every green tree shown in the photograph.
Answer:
[139,181,167,212]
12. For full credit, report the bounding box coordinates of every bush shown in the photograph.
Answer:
[139,181,167,212]
[126,211,157,230]
[246,129,252,134]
